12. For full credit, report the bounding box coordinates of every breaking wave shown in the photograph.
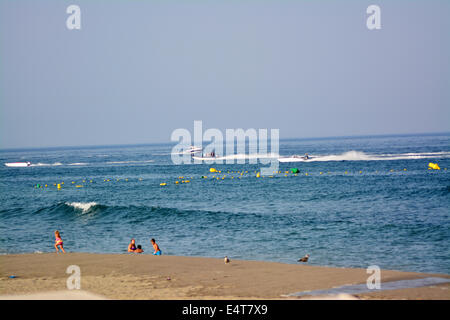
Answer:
[65,202,100,213]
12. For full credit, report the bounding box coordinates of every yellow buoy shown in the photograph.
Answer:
[428,162,440,170]
[57,184,61,189]
[256,172,261,178]
[160,183,167,186]
[209,168,217,173]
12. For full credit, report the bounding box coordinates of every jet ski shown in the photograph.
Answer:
[278,154,313,162]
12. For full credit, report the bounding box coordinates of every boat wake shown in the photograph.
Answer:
[279,151,450,162]
[193,153,279,162]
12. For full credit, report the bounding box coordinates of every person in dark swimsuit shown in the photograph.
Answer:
[128,239,137,252]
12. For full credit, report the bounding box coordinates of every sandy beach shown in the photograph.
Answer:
[1,253,449,300]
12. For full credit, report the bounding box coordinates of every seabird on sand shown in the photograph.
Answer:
[224,256,230,264]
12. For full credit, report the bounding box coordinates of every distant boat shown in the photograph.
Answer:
[5,161,31,167]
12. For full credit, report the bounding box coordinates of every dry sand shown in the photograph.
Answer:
[1,253,449,300]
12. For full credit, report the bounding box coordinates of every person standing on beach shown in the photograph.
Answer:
[151,238,162,255]
[54,230,65,253]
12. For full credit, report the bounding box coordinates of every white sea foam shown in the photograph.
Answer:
[65,202,98,213]
[68,162,88,166]
[30,162,63,167]
[193,153,279,161]
[106,160,154,164]
[281,151,450,162]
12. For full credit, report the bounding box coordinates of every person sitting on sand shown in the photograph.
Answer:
[54,230,65,253]
[128,239,137,252]
[151,238,162,255]
[134,245,143,253]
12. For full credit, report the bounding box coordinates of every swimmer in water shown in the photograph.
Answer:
[151,238,162,255]
[128,239,137,252]
[54,230,65,253]
[135,245,143,253]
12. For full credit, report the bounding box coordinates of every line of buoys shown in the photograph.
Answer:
[33,164,448,191]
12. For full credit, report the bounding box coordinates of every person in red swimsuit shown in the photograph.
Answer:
[54,230,65,253]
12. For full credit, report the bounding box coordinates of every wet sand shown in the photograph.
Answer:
[1,253,449,300]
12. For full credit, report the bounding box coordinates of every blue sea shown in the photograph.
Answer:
[1,133,449,274]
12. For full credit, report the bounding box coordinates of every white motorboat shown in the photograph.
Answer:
[5,161,31,167]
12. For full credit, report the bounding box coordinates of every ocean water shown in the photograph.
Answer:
[0,133,449,274]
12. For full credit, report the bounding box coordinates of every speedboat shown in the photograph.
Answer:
[5,161,31,167]
[192,151,219,161]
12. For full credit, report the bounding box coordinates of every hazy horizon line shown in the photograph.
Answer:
[1,130,449,152]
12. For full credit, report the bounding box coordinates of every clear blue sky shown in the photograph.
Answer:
[1,0,449,148]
